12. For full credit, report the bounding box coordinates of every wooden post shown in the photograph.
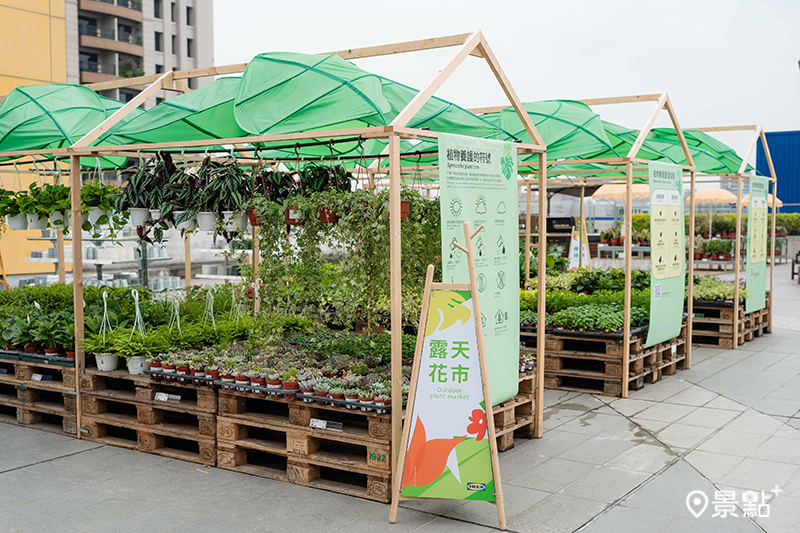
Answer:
[462,222,505,530]
[579,182,585,269]
[686,171,696,369]
[535,153,546,437]
[70,154,84,436]
[184,233,191,287]
[733,173,743,349]
[388,133,403,475]
[389,265,434,524]
[56,229,66,283]
[761,130,778,332]
[622,161,633,398]
[524,182,532,282]
[252,225,260,313]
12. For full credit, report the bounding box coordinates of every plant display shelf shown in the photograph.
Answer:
[493,370,536,452]
[195,274,244,282]
[216,389,391,502]
[524,325,687,397]
[0,359,77,435]
[78,369,216,465]
[690,297,771,349]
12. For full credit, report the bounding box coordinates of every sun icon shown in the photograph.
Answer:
[450,197,464,218]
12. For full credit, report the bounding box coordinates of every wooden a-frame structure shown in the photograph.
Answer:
[0,32,549,480]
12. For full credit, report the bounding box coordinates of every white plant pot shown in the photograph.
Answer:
[129,208,150,227]
[88,207,109,226]
[196,211,217,232]
[6,214,27,230]
[174,211,197,232]
[26,214,48,230]
[95,353,119,372]
[222,211,247,232]
[149,209,161,222]
[50,210,70,230]
[81,212,90,227]
[127,355,147,375]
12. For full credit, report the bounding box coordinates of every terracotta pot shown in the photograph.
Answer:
[44,348,59,355]
[282,381,300,390]
[177,366,190,374]
[694,253,702,260]
[600,239,609,244]
[150,363,162,371]
[162,364,176,372]
[400,199,410,221]
[610,239,619,246]
[285,206,304,226]
[702,254,709,259]
[24,346,37,354]
[190,368,205,376]
[66,351,75,359]
[207,369,219,379]
[247,208,262,226]
[251,377,266,387]
[319,208,339,224]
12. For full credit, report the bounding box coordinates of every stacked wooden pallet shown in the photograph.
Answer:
[215,389,391,502]
[494,370,536,452]
[0,357,77,435]
[691,297,771,348]
[79,370,217,465]
[522,325,686,397]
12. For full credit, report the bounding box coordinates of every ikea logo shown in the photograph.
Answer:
[466,482,486,492]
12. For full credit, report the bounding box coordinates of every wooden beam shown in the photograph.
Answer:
[173,79,191,94]
[760,129,778,333]
[466,105,508,115]
[626,93,668,159]
[70,155,84,438]
[684,125,759,133]
[73,72,173,148]
[475,35,545,147]
[663,95,695,170]
[686,171,696,369]
[578,94,664,106]
[388,133,403,475]
[84,63,247,92]
[622,161,633,397]
[535,152,547,437]
[737,125,763,175]
[391,31,482,129]
[328,33,471,59]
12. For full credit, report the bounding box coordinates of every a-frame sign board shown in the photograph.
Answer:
[389,221,507,530]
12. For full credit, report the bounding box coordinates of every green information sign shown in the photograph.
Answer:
[646,162,685,348]
[439,133,519,405]
[746,175,768,313]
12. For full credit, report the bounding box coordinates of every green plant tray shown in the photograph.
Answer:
[0,350,20,361]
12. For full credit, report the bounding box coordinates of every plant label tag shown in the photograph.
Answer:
[154,392,170,402]
[31,373,50,381]
[0,368,6,374]
[167,394,181,402]
[309,418,327,430]
[671,345,677,355]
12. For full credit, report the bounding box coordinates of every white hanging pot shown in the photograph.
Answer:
[222,211,247,232]
[127,355,147,375]
[149,209,161,222]
[6,214,28,230]
[174,211,197,232]
[95,353,119,372]
[26,214,49,230]
[129,208,150,227]
[88,207,108,226]
[196,212,217,231]
[50,210,70,230]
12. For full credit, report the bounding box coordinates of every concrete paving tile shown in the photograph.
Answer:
[660,516,752,533]
[606,398,657,417]
[621,461,719,521]
[0,486,113,531]
[17,497,170,533]
[626,379,693,402]
[507,493,607,533]
[750,436,800,465]
[676,407,741,429]
[412,516,494,532]
[778,469,800,499]
[753,397,800,417]
[562,466,650,503]
[656,423,717,449]
[765,385,800,402]
[722,394,763,408]
[628,418,670,434]
[663,386,719,407]
[606,443,676,474]
[595,420,656,443]
[704,396,748,412]
[724,411,785,436]
[554,394,607,412]
[557,412,630,436]
[542,405,587,431]
[720,457,799,493]
[507,457,597,492]
[169,519,252,533]
[254,491,382,532]
[521,429,592,457]
[634,403,698,424]
[543,389,580,408]
[437,485,549,527]
[772,425,800,440]
[754,495,800,533]
[684,450,744,482]
[557,436,637,465]
[499,446,551,483]
[341,507,437,533]
[579,505,675,533]
[697,429,770,457]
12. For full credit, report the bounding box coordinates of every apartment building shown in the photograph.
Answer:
[66,0,214,105]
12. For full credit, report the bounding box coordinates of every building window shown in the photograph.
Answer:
[171,2,177,22]
[186,38,194,58]
[156,97,164,105]
[188,78,195,90]
[154,31,163,52]
[155,64,163,74]
[186,6,193,26]
[171,35,177,55]
[154,0,162,18]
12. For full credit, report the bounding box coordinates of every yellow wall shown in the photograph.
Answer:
[0,1,68,277]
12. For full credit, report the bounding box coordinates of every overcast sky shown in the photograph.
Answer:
[212,0,799,168]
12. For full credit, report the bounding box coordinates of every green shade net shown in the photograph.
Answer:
[108,77,249,144]
[480,100,615,160]
[0,84,142,168]
[650,128,752,174]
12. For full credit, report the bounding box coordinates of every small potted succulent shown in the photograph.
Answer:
[281,368,300,400]
[161,354,176,380]
[205,359,220,382]
[264,370,281,398]
[329,386,345,406]
[313,380,330,405]
[149,356,163,378]
[299,378,316,403]
[175,356,191,383]
[248,368,266,395]
[359,389,375,412]
[220,360,236,390]
[374,394,391,414]
[190,355,206,381]
[234,365,250,391]
[344,387,360,410]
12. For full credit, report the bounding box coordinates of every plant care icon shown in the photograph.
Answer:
[686,490,709,518]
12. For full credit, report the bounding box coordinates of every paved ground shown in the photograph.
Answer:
[0,264,798,532]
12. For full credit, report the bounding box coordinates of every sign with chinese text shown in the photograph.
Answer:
[646,162,685,347]
[439,133,519,404]
[568,226,591,271]
[746,176,768,313]
[400,289,494,501]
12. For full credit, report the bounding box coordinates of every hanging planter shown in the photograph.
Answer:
[247,208,263,226]
[285,206,304,226]
[196,212,217,231]
[6,214,27,230]
[222,211,247,232]
[174,211,197,232]
[128,208,150,227]
[400,199,410,221]
[319,208,339,224]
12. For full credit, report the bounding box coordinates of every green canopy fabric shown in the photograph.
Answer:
[650,128,752,174]
[480,100,615,160]
[0,84,141,167]
[108,77,248,144]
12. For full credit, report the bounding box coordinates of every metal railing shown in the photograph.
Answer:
[80,60,117,75]
[91,0,142,11]
[118,32,143,46]
[79,25,143,47]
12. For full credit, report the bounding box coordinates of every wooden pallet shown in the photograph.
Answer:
[0,359,77,435]
[494,371,536,452]
[691,302,753,348]
[79,369,216,465]
[216,389,391,502]
[530,325,687,397]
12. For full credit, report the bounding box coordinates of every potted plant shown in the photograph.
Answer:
[344,387,360,410]
[301,163,351,224]
[3,316,39,353]
[58,321,76,358]
[299,378,316,403]
[0,190,27,230]
[313,380,330,405]
[174,354,191,382]
[84,330,119,371]
[161,354,176,379]
[265,370,281,398]
[281,367,300,400]
[600,228,612,244]
[374,394,390,414]
[197,157,250,232]
[248,368,266,395]
[114,156,165,227]
[82,181,120,227]
[234,364,250,391]
[149,355,163,372]
[32,314,64,355]
[358,389,375,412]
[329,386,345,406]
[248,167,297,226]
[220,359,236,390]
